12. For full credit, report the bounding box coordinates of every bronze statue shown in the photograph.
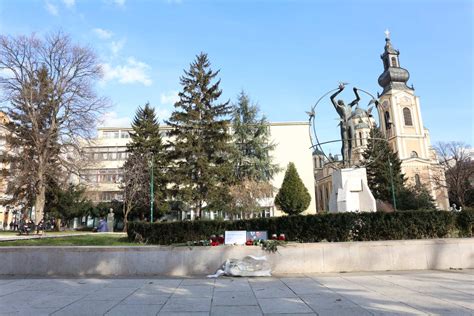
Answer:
[330,83,360,166]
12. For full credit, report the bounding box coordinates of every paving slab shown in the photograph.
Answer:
[172,285,214,298]
[212,290,258,306]
[257,297,314,314]
[51,299,120,316]
[210,305,262,316]
[104,303,163,316]
[160,297,212,313]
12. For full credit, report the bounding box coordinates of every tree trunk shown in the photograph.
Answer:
[34,180,46,225]
[123,201,132,232]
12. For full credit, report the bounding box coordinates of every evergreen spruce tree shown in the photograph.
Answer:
[229,91,280,216]
[166,53,233,218]
[232,91,279,182]
[122,103,168,224]
[362,127,405,204]
[398,184,436,210]
[274,162,311,215]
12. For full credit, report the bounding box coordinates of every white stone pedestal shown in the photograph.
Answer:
[328,168,376,213]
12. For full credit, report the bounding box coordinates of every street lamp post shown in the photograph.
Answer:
[149,155,154,223]
[388,156,397,211]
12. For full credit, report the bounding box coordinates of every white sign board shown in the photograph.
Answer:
[225,231,247,245]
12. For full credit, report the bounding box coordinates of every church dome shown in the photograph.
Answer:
[378,67,410,88]
[350,107,366,119]
[313,148,324,156]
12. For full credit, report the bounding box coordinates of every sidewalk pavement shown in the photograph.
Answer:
[0,270,472,315]
[0,232,126,241]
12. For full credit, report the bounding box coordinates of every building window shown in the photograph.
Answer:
[384,111,391,130]
[403,107,413,126]
[391,56,397,67]
[411,151,418,158]
[359,132,363,146]
[415,174,421,187]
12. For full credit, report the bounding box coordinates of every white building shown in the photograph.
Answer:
[80,121,316,219]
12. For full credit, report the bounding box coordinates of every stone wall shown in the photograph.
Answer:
[0,238,472,276]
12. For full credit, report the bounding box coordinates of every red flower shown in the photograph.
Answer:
[245,239,253,246]
[211,241,220,246]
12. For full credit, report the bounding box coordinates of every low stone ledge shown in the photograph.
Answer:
[0,238,472,276]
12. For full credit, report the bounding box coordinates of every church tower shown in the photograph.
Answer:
[377,31,449,210]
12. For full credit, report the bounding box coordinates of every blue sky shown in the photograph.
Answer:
[0,0,472,153]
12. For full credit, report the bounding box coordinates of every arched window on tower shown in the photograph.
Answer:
[411,151,418,158]
[359,132,363,146]
[415,174,421,187]
[384,111,391,130]
[403,107,413,126]
[391,56,398,67]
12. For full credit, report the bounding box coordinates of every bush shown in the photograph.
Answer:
[274,162,311,215]
[127,209,474,245]
[457,208,474,237]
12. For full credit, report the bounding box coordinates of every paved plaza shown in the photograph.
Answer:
[0,270,472,315]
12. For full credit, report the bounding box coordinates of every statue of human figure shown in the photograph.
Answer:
[330,84,360,166]
[107,208,114,233]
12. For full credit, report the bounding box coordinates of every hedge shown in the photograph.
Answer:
[127,209,474,245]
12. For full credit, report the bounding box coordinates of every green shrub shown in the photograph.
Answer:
[457,209,474,237]
[127,210,469,245]
[274,162,311,215]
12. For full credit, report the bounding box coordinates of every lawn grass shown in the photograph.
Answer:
[0,230,90,235]
[0,234,139,246]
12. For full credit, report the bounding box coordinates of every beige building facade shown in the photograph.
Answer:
[314,34,450,211]
[0,112,15,229]
[80,121,316,219]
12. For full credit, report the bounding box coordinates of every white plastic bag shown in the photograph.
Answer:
[207,255,271,278]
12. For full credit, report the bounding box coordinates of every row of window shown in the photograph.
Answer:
[101,131,130,139]
[101,191,123,202]
[87,151,130,161]
[81,169,123,184]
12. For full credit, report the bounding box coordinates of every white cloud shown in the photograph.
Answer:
[0,68,15,79]
[93,28,113,40]
[160,90,179,106]
[113,0,126,7]
[101,57,152,86]
[99,111,130,127]
[154,107,171,121]
[62,0,75,8]
[110,39,126,56]
[45,1,59,16]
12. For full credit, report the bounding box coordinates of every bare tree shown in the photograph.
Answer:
[120,152,150,231]
[0,32,107,223]
[435,141,474,207]
[229,180,274,219]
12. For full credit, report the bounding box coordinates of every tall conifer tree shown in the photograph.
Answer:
[122,103,168,223]
[166,53,233,218]
[362,127,405,204]
[229,91,280,216]
[232,91,279,182]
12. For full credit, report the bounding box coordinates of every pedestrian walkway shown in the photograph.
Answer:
[0,232,125,241]
[0,270,472,315]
